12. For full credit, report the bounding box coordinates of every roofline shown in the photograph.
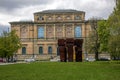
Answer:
[34,9,85,14]
[9,21,34,24]
[9,20,94,25]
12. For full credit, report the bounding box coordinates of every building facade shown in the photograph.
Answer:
[10,9,93,60]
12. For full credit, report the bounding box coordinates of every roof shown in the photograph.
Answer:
[9,20,93,25]
[9,21,34,24]
[34,9,85,14]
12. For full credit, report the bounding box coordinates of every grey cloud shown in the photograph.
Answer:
[0,0,115,28]
[55,0,115,19]
[0,0,54,11]
[0,24,9,35]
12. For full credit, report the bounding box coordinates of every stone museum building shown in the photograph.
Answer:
[10,9,93,60]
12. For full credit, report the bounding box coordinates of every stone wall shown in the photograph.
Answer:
[34,12,85,22]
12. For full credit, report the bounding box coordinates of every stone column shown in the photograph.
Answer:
[44,44,48,55]
[73,24,75,38]
[53,14,55,22]
[44,24,46,39]
[54,24,56,39]
[33,25,38,55]
[34,24,37,38]
[72,13,75,21]
[63,24,65,38]
[19,25,21,38]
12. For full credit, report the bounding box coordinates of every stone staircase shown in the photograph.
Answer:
[16,54,58,61]
[50,56,60,62]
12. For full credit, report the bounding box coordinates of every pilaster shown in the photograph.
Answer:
[73,24,75,38]
[63,24,65,38]
[54,24,56,39]
[44,24,46,39]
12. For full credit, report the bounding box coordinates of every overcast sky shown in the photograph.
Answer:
[0,0,115,33]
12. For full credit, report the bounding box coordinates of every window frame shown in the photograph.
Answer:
[75,15,81,20]
[39,46,43,55]
[39,16,44,21]
[75,26,82,38]
[22,47,26,55]
[38,26,44,39]
[48,46,52,54]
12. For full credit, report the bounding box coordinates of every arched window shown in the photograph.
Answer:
[75,15,81,20]
[22,47,26,55]
[57,47,60,55]
[39,16,44,20]
[38,27,44,38]
[21,26,28,38]
[39,47,43,54]
[48,46,52,54]
[75,26,82,38]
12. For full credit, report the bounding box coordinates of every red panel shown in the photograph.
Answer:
[59,46,67,62]
[67,45,73,62]
[75,47,82,62]
[66,38,74,46]
[66,38,74,62]
[74,39,83,47]
[58,39,65,46]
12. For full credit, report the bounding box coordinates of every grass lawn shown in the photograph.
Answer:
[0,61,120,80]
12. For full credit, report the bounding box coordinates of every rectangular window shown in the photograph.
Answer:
[75,26,82,38]
[48,46,52,54]
[38,27,44,38]
[22,47,26,55]
[39,47,43,54]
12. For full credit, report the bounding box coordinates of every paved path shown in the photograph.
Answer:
[0,63,15,65]
[0,62,26,65]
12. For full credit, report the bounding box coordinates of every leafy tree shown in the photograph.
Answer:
[85,19,110,60]
[85,0,120,60]
[85,19,100,60]
[97,20,110,52]
[107,0,120,59]
[0,30,21,62]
